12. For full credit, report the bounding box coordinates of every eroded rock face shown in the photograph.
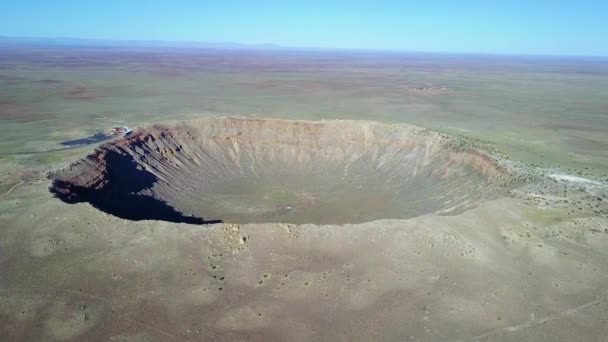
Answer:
[51,117,517,224]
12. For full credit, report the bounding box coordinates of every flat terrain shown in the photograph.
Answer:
[1,45,608,341]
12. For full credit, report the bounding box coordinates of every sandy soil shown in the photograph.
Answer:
[1,183,608,341]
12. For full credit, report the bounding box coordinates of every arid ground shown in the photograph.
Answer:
[1,45,608,341]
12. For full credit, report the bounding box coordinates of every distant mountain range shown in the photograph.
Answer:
[1,36,606,59]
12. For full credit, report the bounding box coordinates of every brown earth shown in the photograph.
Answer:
[65,87,96,101]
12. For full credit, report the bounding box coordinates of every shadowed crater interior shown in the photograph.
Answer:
[50,117,517,225]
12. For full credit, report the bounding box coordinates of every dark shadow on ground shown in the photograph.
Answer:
[60,132,112,147]
[0,133,113,156]
[50,151,222,225]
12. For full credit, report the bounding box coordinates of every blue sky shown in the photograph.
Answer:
[1,0,606,56]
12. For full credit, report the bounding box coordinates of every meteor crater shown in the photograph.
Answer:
[51,117,516,225]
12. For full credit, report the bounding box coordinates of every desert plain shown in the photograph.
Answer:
[1,45,608,341]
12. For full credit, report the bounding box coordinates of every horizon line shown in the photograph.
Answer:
[1,35,607,59]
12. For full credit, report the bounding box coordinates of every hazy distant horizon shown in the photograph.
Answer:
[2,35,608,59]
